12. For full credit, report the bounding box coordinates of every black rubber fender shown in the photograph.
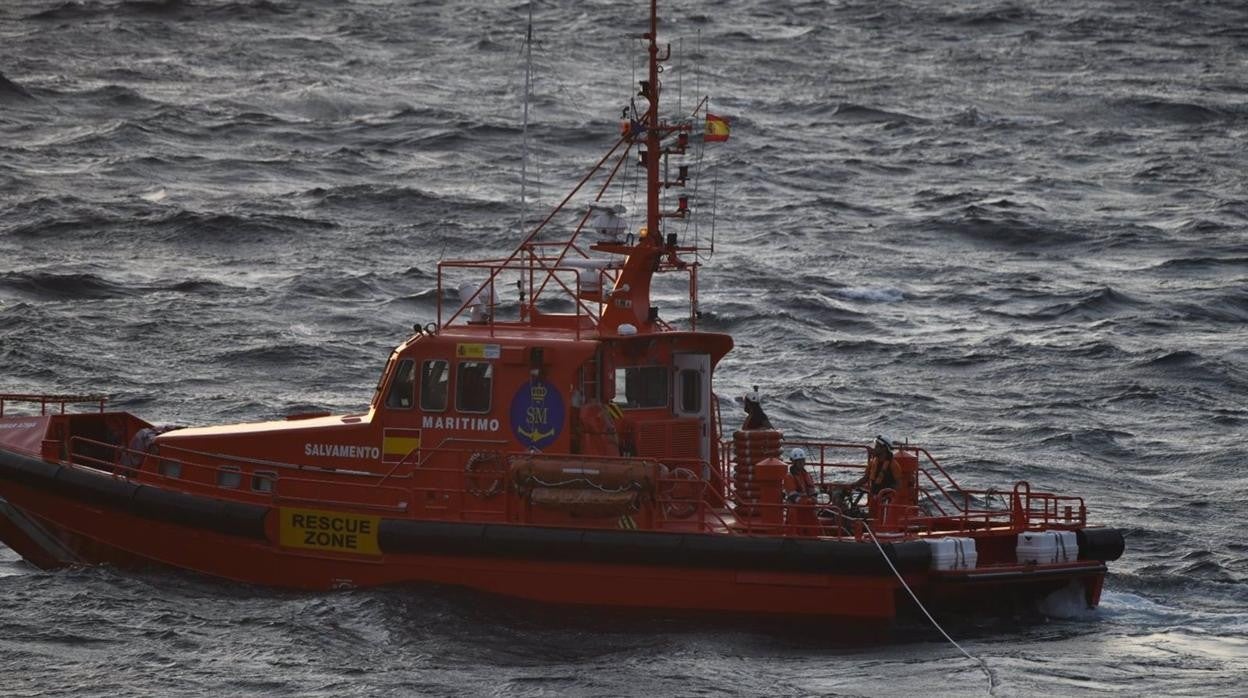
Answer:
[130,485,268,540]
[1077,527,1125,562]
[379,518,932,575]
[1,446,268,540]
[0,448,59,486]
[55,465,140,507]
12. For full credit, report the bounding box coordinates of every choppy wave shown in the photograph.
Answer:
[0,71,33,101]
[0,272,135,301]
[828,103,926,125]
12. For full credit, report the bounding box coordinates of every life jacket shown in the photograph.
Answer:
[784,464,820,535]
[869,454,900,494]
[778,466,818,504]
[795,466,816,495]
[785,463,816,497]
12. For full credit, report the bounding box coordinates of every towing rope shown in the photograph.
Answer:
[861,520,999,696]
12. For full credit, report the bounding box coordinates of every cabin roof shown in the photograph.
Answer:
[402,324,734,359]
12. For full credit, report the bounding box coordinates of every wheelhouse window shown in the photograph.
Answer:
[385,359,416,409]
[420,359,449,412]
[613,366,669,409]
[679,368,701,413]
[456,361,493,413]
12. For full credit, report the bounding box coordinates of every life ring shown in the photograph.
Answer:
[465,451,505,498]
[661,466,701,519]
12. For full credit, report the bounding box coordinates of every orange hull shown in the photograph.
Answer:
[0,442,1118,622]
[0,478,907,620]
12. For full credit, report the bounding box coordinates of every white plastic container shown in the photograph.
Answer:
[925,537,978,570]
[1016,530,1079,564]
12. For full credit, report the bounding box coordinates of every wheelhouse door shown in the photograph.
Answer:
[673,353,711,464]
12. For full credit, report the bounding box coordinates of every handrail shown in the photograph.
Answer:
[0,393,108,417]
[67,435,412,513]
[376,434,510,486]
[56,428,1091,540]
[530,141,633,303]
[439,134,628,329]
[156,441,396,480]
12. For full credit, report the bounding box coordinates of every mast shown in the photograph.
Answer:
[440,0,705,333]
[519,3,534,235]
[644,0,661,246]
[598,0,672,335]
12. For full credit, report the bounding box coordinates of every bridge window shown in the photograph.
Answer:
[385,359,416,409]
[420,359,449,412]
[456,361,493,413]
[613,366,668,409]
[679,368,701,413]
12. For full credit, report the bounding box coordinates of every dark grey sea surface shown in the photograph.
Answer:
[2,0,1246,695]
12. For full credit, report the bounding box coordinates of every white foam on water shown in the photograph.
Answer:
[1037,581,1100,620]
[838,286,905,302]
[1099,590,1248,636]
[139,187,168,202]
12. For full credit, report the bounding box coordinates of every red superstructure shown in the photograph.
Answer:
[0,1,1121,622]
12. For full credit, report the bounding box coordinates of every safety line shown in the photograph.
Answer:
[861,521,999,696]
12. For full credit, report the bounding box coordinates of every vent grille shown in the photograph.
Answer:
[636,418,701,462]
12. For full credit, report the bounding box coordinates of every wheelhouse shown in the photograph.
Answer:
[370,326,732,476]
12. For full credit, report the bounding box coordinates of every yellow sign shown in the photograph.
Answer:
[456,343,500,359]
[278,507,381,555]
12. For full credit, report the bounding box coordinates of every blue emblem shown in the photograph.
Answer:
[509,379,565,450]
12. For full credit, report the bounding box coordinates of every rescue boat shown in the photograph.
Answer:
[0,0,1123,623]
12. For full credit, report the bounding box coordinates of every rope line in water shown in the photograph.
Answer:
[861,521,999,696]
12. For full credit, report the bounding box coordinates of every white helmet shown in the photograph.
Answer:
[790,447,808,462]
[873,435,894,453]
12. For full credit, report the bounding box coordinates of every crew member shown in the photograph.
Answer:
[742,386,773,430]
[784,447,822,535]
[785,447,818,503]
[855,435,903,497]
[847,435,907,526]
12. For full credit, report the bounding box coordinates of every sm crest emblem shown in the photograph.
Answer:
[509,378,565,450]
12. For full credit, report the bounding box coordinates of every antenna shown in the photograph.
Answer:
[519,2,534,236]
[677,36,682,117]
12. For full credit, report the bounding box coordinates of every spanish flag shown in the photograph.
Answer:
[382,428,421,463]
[704,112,731,142]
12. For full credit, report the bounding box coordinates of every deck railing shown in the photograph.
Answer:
[0,393,107,417]
[51,428,1088,542]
